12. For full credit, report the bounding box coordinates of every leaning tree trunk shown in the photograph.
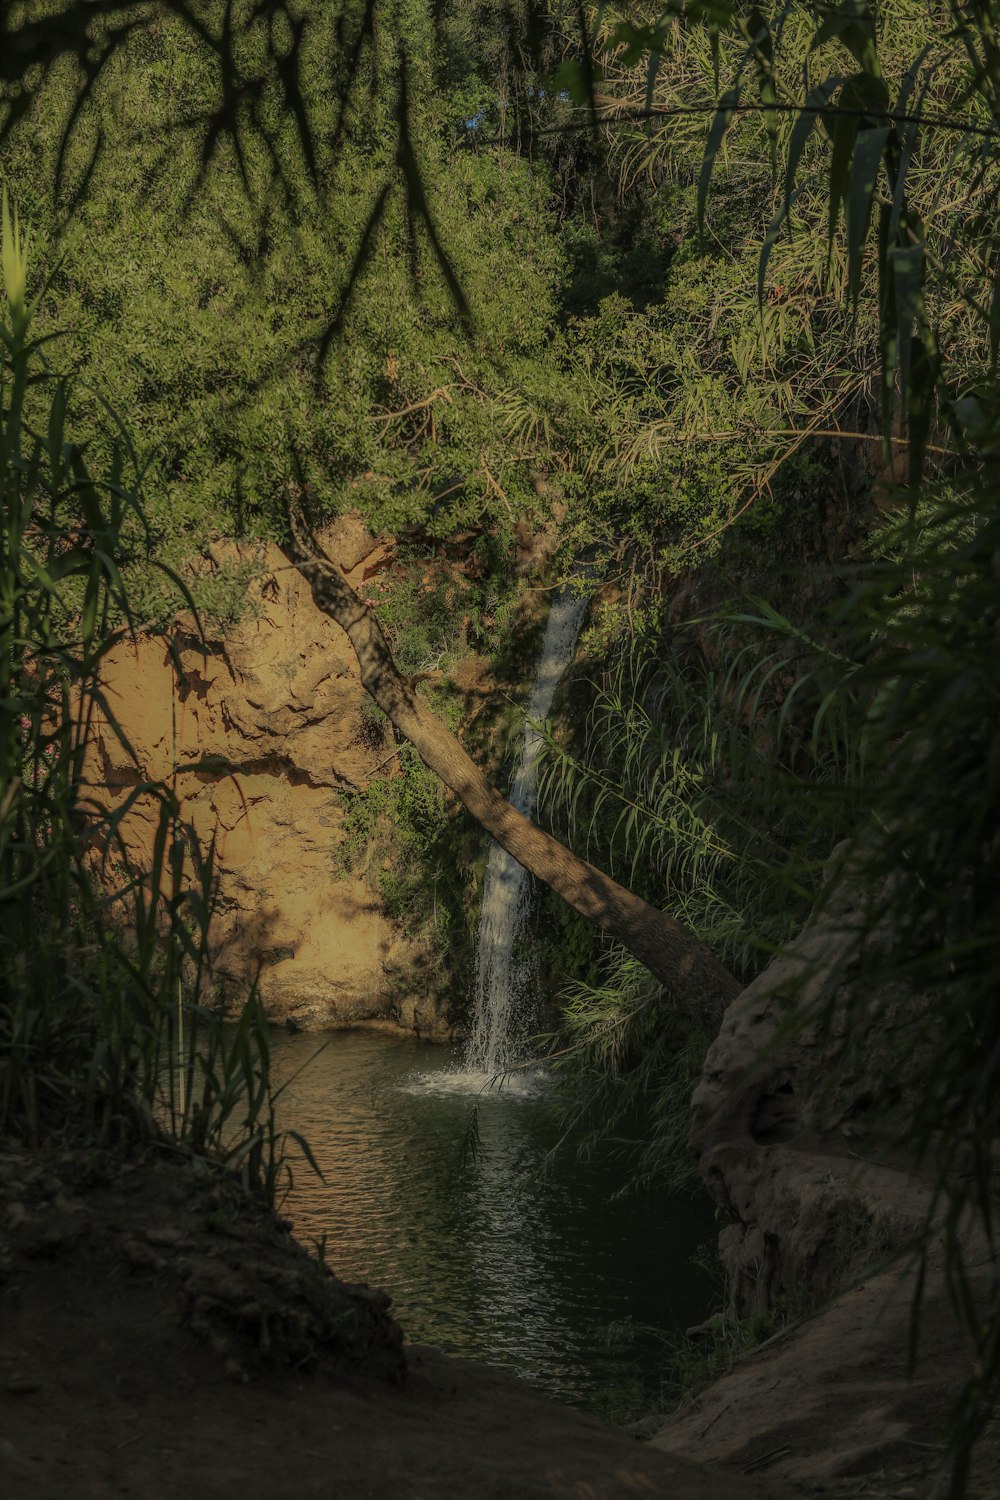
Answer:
[282,517,741,1033]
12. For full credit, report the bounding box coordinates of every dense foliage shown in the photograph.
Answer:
[1,11,570,618]
[0,199,307,1199]
[3,0,1000,1487]
[542,5,1000,1488]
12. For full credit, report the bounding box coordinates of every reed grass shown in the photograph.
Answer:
[0,192,305,1203]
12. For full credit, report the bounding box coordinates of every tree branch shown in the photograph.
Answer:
[282,511,741,1034]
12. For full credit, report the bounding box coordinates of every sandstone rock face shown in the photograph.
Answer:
[87,518,452,1036]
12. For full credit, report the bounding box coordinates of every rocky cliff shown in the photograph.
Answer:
[87,516,451,1036]
[650,874,992,1487]
[687,869,931,1319]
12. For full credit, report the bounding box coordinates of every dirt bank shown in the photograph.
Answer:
[3,1139,996,1499]
[651,1231,997,1495]
[0,1143,788,1500]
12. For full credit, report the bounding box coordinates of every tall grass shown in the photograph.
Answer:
[0,192,302,1201]
[541,622,862,975]
[535,614,866,1187]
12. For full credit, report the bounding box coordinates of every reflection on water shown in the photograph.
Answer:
[269,1030,717,1412]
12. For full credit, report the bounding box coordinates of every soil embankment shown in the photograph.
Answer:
[651,1241,994,1489]
[3,1139,996,1499]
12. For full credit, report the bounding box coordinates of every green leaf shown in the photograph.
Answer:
[907,333,935,486]
[745,9,777,164]
[877,203,898,440]
[644,45,662,134]
[846,126,889,311]
[46,379,68,490]
[698,87,740,235]
[827,71,882,244]
[552,58,591,108]
[828,108,858,246]
[810,1,880,77]
[892,241,925,400]
[68,447,104,535]
[757,79,839,305]
[287,1128,325,1183]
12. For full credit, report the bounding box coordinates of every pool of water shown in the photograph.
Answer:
[267,1029,718,1415]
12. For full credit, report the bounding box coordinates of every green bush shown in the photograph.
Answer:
[0,194,302,1202]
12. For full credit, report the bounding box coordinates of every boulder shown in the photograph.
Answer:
[688,878,931,1315]
[651,876,990,1487]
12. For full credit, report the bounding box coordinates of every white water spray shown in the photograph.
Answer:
[466,583,591,1076]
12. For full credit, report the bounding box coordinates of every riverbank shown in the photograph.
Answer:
[0,1142,781,1500]
[2,1141,995,1500]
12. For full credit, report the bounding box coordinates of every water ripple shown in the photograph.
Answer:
[269,1030,716,1413]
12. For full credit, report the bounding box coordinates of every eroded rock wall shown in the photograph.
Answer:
[689,873,929,1316]
[652,881,988,1486]
[87,517,451,1036]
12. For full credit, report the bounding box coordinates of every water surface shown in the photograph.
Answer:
[268,1030,718,1415]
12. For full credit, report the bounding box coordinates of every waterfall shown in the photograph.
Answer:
[466,582,591,1076]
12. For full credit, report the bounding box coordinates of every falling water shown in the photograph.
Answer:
[466,582,591,1075]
